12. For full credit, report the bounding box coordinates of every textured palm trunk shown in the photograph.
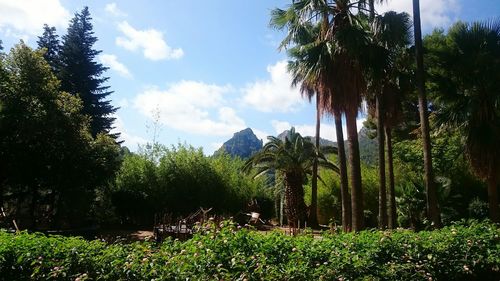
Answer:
[376,97,387,229]
[49,190,59,229]
[369,0,375,20]
[0,183,3,211]
[30,189,39,229]
[412,0,441,228]
[385,127,397,229]
[309,95,321,228]
[346,109,363,231]
[487,173,499,223]
[334,110,351,232]
[284,172,307,229]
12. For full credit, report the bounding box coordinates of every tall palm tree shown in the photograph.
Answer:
[412,0,441,227]
[383,81,405,228]
[322,0,371,231]
[288,0,370,231]
[242,128,338,228]
[365,11,412,228]
[430,20,500,222]
[279,19,323,228]
[271,2,354,231]
[364,0,389,230]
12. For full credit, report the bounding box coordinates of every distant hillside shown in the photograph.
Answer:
[275,128,378,165]
[358,126,378,166]
[215,126,377,165]
[214,128,263,158]
[277,130,336,147]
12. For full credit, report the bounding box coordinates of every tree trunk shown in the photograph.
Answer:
[309,95,321,228]
[334,110,351,232]
[0,182,3,211]
[284,172,307,229]
[369,0,375,20]
[49,190,59,229]
[376,97,387,229]
[487,173,499,223]
[412,0,441,228]
[346,109,363,231]
[385,126,397,229]
[30,188,39,229]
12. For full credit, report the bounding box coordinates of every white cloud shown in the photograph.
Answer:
[116,21,183,61]
[99,54,132,78]
[133,81,246,136]
[112,115,148,150]
[271,117,367,142]
[0,0,70,37]
[105,2,127,17]
[376,0,460,30]
[242,60,304,112]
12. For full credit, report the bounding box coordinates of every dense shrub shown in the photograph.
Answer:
[1,221,498,280]
[111,144,271,226]
[305,160,380,226]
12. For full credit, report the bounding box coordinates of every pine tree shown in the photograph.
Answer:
[37,24,61,73]
[59,7,117,137]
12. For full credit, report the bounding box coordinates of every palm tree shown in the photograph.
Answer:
[383,81,405,228]
[242,128,338,228]
[364,11,412,228]
[271,3,353,231]
[412,0,441,227]
[274,18,324,228]
[272,0,370,231]
[430,20,500,222]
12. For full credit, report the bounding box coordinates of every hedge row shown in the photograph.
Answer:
[0,221,499,280]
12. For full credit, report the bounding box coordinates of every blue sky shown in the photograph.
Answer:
[1,0,499,154]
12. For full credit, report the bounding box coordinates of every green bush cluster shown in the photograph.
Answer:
[1,221,498,280]
[111,144,272,226]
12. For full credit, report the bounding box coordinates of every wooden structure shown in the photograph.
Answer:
[153,207,217,241]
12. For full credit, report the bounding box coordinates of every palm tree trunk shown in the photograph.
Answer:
[30,188,39,229]
[346,109,364,231]
[284,172,307,229]
[376,97,387,229]
[369,0,375,20]
[0,182,4,211]
[412,0,441,228]
[487,173,499,223]
[309,95,320,228]
[334,109,351,232]
[385,126,397,228]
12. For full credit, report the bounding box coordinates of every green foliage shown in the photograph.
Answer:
[0,42,121,229]
[112,144,270,225]
[1,221,499,280]
[37,24,61,73]
[243,128,337,226]
[468,198,489,220]
[393,128,489,227]
[306,158,380,226]
[425,20,500,179]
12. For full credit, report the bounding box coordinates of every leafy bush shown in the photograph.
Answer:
[1,221,498,280]
[305,160,380,226]
[111,144,271,226]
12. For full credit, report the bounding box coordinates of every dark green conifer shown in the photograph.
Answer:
[37,24,61,73]
[59,7,117,137]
